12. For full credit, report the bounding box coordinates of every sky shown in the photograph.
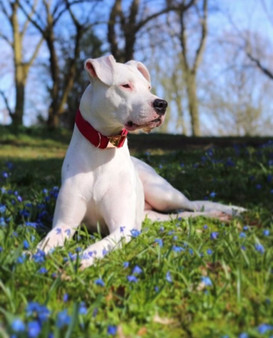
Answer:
[0,0,272,134]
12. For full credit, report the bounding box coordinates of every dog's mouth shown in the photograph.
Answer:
[125,117,163,132]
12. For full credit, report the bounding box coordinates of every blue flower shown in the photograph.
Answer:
[25,222,38,228]
[154,238,163,247]
[210,232,219,240]
[255,243,265,254]
[17,254,26,264]
[12,318,25,332]
[107,325,117,335]
[166,271,172,283]
[238,333,248,338]
[23,240,30,249]
[239,232,246,238]
[132,265,142,275]
[38,267,48,274]
[201,276,213,286]
[63,293,69,302]
[203,225,208,230]
[130,229,141,238]
[257,323,273,334]
[94,278,105,287]
[127,275,138,283]
[172,245,184,252]
[210,192,216,198]
[79,302,87,315]
[123,261,129,268]
[0,204,6,214]
[207,249,213,255]
[263,229,270,236]
[26,302,50,323]
[0,217,6,226]
[56,309,71,328]
[33,249,45,264]
[28,321,41,338]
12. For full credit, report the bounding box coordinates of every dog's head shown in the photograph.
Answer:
[81,55,167,134]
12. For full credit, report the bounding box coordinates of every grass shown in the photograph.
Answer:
[0,126,273,337]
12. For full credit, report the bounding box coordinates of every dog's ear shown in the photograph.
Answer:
[85,55,116,86]
[126,60,151,84]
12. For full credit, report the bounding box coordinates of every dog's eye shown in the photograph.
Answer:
[121,84,131,89]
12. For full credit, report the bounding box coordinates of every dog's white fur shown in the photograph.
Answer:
[37,55,245,268]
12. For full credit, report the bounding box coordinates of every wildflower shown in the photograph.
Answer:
[239,232,246,238]
[56,228,62,235]
[120,226,125,233]
[132,265,142,275]
[56,309,71,328]
[210,232,219,240]
[25,222,38,228]
[63,293,69,302]
[256,184,262,190]
[28,321,41,338]
[210,192,216,198]
[38,267,48,274]
[127,275,138,283]
[123,261,129,268]
[130,229,141,238]
[94,278,105,287]
[238,333,248,338]
[79,302,87,315]
[263,229,270,236]
[0,204,6,214]
[255,243,265,254]
[26,302,50,323]
[257,323,273,334]
[11,318,25,332]
[107,325,117,335]
[33,249,45,264]
[17,254,26,264]
[2,172,9,179]
[203,225,208,230]
[23,240,30,249]
[201,276,213,287]
[0,217,6,226]
[0,246,3,253]
[166,271,172,283]
[207,249,213,255]
[154,238,163,247]
[102,248,108,256]
[172,245,184,252]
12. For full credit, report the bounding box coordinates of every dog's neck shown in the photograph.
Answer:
[75,109,128,149]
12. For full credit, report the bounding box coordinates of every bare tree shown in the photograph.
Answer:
[245,0,273,80]
[19,0,97,128]
[107,0,196,62]
[0,0,43,126]
[173,0,208,136]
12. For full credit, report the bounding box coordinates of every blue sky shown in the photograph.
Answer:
[0,0,272,134]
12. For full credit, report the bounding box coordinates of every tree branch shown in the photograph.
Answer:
[246,51,273,80]
[0,90,13,117]
[193,0,208,72]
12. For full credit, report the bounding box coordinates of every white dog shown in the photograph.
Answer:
[37,55,245,269]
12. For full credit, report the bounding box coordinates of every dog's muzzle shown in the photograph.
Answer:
[153,99,168,116]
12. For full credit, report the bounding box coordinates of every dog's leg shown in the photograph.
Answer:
[145,210,231,222]
[37,184,87,254]
[132,157,246,216]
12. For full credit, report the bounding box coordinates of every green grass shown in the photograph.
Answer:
[0,127,273,337]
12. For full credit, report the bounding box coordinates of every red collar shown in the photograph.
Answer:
[75,109,128,149]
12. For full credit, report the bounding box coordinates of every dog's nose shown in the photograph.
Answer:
[153,99,168,116]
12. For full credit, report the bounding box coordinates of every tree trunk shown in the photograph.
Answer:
[186,72,200,136]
